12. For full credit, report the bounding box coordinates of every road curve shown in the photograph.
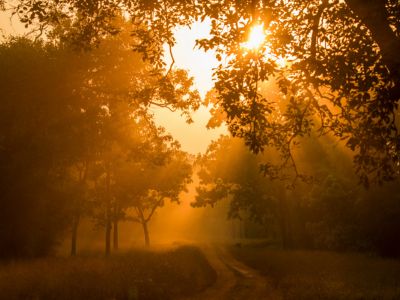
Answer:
[181,244,282,300]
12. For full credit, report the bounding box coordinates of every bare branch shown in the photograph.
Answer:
[145,198,163,223]
[310,0,329,60]
[165,43,175,77]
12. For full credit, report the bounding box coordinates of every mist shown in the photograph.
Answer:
[2,1,400,299]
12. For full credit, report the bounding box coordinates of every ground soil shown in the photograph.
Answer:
[181,244,282,300]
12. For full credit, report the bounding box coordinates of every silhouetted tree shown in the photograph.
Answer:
[0,38,84,257]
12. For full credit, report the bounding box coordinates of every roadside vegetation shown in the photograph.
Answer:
[230,243,400,300]
[0,246,216,300]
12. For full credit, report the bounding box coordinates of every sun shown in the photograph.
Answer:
[241,23,266,50]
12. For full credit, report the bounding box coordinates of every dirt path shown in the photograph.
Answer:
[182,244,282,300]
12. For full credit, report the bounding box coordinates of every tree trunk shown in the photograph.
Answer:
[105,222,111,256]
[113,218,119,251]
[142,221,150,247]
[105,220,111,256]
[278,203,289,248]
[105,165,112,256]
[278,190,292,249]
[71,160,88,257]
[70,214,80,256]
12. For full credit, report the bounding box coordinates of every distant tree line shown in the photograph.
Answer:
[195,136,400,257]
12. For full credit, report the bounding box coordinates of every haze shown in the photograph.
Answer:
[1,1,400,299]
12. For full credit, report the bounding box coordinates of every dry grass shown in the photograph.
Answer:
[0,245,216,300]
[230,244,400,300]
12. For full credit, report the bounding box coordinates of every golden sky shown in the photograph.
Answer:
[0,10,27,37]
[153,20,227,154]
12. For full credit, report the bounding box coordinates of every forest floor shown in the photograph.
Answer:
[2,242,400,300]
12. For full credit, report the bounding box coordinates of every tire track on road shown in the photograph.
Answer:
[181,244,282,300]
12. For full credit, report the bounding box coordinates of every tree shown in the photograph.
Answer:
[0,10,201,256]
[114,130,192,247]
[193,0,400,186]
[194,136,288,243]
[7,0,400,184]
[0,38,84,257]
[194,133,368,248]
[85,100,157,254]
[302,174,360,250]
[57,18,200,256]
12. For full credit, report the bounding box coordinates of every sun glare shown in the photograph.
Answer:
[241,23,266,50]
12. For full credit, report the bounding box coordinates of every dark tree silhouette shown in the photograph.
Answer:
[0,38,83,257]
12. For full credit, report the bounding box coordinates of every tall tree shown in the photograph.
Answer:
[59,19,200,255]
[0,38,84,257]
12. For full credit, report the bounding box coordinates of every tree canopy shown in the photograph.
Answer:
[0,32,196,257]
[4,0,400,185]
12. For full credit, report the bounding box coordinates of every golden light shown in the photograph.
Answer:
[241,23,266,50]
[156,20,227,154]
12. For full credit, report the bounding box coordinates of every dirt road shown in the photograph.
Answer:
[182,244,282,300]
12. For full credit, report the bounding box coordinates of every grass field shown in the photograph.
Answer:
[0,245,216,300]
[230,243,400,300]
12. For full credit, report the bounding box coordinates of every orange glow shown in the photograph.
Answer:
[241,23,266,50]
[155,20,227,154]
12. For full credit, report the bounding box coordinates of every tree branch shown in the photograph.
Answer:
[166,43,175,77]
[345,0,400,101]
[145,197,163,222]
[310,0,329,60]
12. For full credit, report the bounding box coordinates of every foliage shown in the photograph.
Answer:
[113,134,193,246]
[302,175,361,250]
[3,0,400,259]
[194,136,278,224]
[0,31,198,257]
[195,135,400,255]
[6,0,400,184]
[0,38,86,257]
[194,0,400,185]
